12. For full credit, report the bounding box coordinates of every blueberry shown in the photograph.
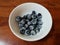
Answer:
[38,21,43,25]
[25,21,27,24]
[35,30,39,33]
[27,14,32,20]
[23,15,27,19]
[27,21,31,25]
[35,28,40,33]
[20,29,25,34]
[31,14,37,19]
[38,13,42,16]
[25,30,31,35]
[29,25,34,30]
[29,18,32,21]
[25,24,28,28]
[37,14,42,19]
[19,19,25,24]
[19,23,23,28]
[32,11,36,14]
[38,25,42,29]
[31,19,37,24]
[36,24,42,31]
[15,16,22,22]
[31,30,36,35]
[37,17,42,21]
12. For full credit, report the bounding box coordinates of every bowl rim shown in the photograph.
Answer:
[9,2,53,41]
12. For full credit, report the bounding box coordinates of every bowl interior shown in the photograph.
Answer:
[9,3,52,41]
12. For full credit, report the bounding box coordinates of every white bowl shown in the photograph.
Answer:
[9,2,52,41]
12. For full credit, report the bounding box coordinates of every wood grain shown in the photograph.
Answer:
[0,0,60,45]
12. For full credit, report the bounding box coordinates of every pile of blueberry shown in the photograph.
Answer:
[15,11,43,36]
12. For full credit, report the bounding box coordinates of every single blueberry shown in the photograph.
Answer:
[32,11,36,14]
[15,16,22,22]
[31,30,36,35]
[20,29,25,34]
[27,21,31,25]
[38,13,42,16]
[36,25,42,32]
[31,19,37,24]
[27,14,32,20]
[25,30,31,36]
[37,13,42,19]
[19,23,23,28]
[29,25,34,30]
[35,28,40,33]
[31,14,37,19]
[37,17,42,21]
[25,24,28,28]
[38,21,43,25]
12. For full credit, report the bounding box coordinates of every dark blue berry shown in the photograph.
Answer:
[31,14,37,19]
[34,28,39,33]
[19,19,25,24]
[37,13,42,19]
[38,13,41,16]
[38,21,43,25]
[27,21,31,25]
[25,24,28,28]
[32,11,36,14]
[15,16,22,22]
[19,23,23,28]
[31,30,36,35]
[25,30,31,35]
[36,24,42,31]
[31,19,37,24]
[23,15,27,19]
[27,14,32,20]
[20,29,25,34]
[29,25,34,30]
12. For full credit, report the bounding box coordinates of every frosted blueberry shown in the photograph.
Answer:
[32,11,36,14]
[25,30,31,36]
[31,30,36,35]
[38,21,43,25]
[27,21,31,25]
[20,19,25,24]
[37,13,42,19]
[19,23,23,28]
[15,16,22,22]
[25,24,28,28]
[20,29,25,34]
[31,19,37,24]
[27,14,32,20]
[29,25,34,30]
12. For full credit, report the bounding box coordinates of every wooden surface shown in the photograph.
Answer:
[0,0,60,45]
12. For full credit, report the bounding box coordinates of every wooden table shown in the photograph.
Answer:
[0,0,60,45]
